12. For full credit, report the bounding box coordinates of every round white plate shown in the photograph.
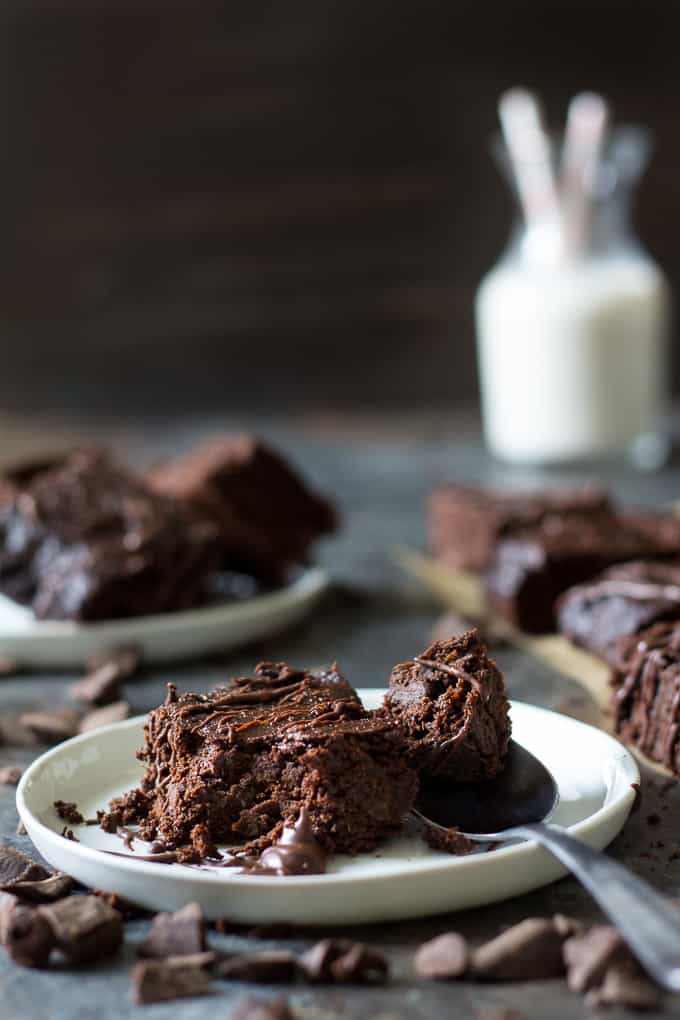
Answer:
[0,567,328,668]
[17,694,639,925]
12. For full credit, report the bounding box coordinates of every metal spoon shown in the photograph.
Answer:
[415,740,680,992]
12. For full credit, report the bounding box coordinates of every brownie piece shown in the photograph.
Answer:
[428,483,610,572]
[485,509,680,634]
[147,435,337,583]
[612,621,680,773]
[0,448,221,621]
[557,559,680,667]
[382,630,511,782]
[119,663,417,855]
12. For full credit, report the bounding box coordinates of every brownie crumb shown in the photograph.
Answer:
[423,823,476,856]
[38,895,123,963]
[0,766,22,786]
[54,801,84,825]
[60,827,78,842]
[138,902,205,959]
[131,957,211,1004]
[414,932,468,979]
[230,998,294,1020]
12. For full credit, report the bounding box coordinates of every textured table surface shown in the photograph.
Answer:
[1,408,680,1020]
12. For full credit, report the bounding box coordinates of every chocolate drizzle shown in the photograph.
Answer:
[254,809,327,876]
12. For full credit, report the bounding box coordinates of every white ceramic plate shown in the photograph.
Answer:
[0,567,328,668]
[17,694,639,925]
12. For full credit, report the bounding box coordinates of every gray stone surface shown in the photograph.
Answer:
[1,411,680,1018]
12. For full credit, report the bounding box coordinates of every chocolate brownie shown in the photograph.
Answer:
[557,559,680,667]
[117,663,417,855]
[485,509,680,634]
[428,483,610,572]
[382,630,511,782]
[0,448,221,620]
[612,621,680,773]
[147,435,337,583]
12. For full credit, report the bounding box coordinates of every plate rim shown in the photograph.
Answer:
[17,696,640,889]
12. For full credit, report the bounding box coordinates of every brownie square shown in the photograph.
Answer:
[147,435,337,583]
[557,559,680,667]
[0,448,221,621]
[612,621,680,773]
[121,663,418,855]
[428,483,610,572]
[382,630,511,783]
[485,510,680,634]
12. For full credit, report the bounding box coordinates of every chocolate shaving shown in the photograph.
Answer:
[414,932,468,979]
[217,950,299,983]
[54,800,84,825]
[79,701,130,733]
[38,894,123,963]
[471,918,567,981]
[0,766,23,785]
[138,902,205,958]
[131,957,211,1004]
[229,998,294,1020]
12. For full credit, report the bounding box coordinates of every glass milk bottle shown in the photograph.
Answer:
[476,126,670,466]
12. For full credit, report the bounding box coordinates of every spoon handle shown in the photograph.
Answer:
[513,823,680,992]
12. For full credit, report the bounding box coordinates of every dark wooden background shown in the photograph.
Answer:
[3,0,679,411]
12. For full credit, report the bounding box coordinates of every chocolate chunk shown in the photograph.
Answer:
[38,894,123,963]
[87,645,140,678]
[131,957,211,1004]
[472,918,566,981]
[0,845,50,885]
[79,701,130,733]
[563,925,628,992]
[0,893,54,968]
[329,942,388,983]
[3,873,74,903]
[299,938,388,984]
[70,664,123,706]
[552,914,584,939]
[138,902,205,958]
[592,961,662,1009]
[0,766,23,785]
[54,800,84,825]
[230,998,294,1020]
[217,950,299,983]
[414,932,468,979]
[19,709,80,744]
[92,890,148,920]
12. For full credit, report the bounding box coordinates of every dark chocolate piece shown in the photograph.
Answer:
[118,663,417,856]
[428,482,610,572]
[471,918,567,981]
[38,894,123,963]
[229,998,294,1020]
[0,448,221,622]
[147,434,337,584]
[0,766,23,785]
[0,846,50,886]
[20,709,80,744]
[557,559,680,666]
[54,800,84,825]
[216,950,299,983]
[2,873,74,904]
[486,509,680,634]
[0,893,55,968]
[591,960,661,1009]
[79,701,130,733]
[382,631,511,782]
[299,938,388,984]
[563,925,629,992]
[612,622,680,773]
[138,902,205,959]
[131,957,212,1004]
[414,932,469,979]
